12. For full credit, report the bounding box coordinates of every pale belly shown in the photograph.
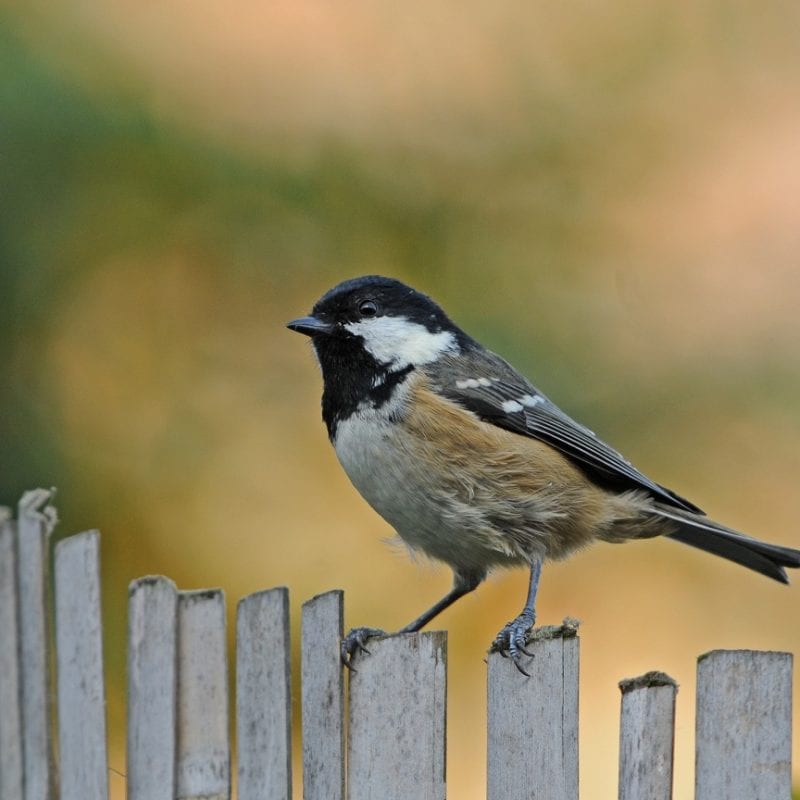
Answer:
[333,412,531,571]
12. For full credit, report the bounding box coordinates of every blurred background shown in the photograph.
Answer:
[2,1,799,797]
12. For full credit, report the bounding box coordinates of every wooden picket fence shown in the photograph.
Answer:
[0,489,795,800]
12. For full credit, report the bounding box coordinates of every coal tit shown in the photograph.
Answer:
[288,275,800,673]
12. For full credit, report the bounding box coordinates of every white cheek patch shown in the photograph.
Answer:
[344,316,458,370]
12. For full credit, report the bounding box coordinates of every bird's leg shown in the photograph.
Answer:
[341,568,484,669]
[397,568,485,633]
[490,557,543,676]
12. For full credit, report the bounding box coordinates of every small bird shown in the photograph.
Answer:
[288,275,800,673]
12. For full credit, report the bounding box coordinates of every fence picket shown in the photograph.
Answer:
[347,632,447,800]
[176,589,230,800]
[17,489,58,800]
[236,587,292,800]
[618,671,677,800]
[54,531,109,800]
[0,511,24,800]
[487,619,580,800]
[127,576,178,800]
[695,649,792,800]
[301,591,344,800]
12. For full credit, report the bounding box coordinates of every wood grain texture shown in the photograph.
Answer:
[487,621,580,800]
[618,672,677,800]
[127,576,178,800]
[347,632,447,800]
[301,591,344,800]
[236,587,292,800]
[0,512,23,800]
[17,489,57,800]
[176,589,230,800]
[696,649,792,800]
[54,531,109,800]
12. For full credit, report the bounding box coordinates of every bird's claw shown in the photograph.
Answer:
[341,626,387,671]
[490,612,535,676]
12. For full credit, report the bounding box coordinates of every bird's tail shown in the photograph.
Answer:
[656,506,800,584]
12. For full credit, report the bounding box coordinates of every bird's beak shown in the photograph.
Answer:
[286,315,335,337]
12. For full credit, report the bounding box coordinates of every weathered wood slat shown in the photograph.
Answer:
[487,619,580,800]
[0,511,24,800]
[54,531,109,800]
[695,649,792,800]
[127,576,178,800]
[347,632,447,800]
[176,589,230,800]
[236,587,292,800]
[17,488,58,800]
[618,671,677,800]
[301,591,344,800]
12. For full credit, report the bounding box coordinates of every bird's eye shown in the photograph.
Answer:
[359,300,379,317]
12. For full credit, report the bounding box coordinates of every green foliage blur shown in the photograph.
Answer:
[2,4,799,797]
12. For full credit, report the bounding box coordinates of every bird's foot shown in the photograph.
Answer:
[490,609,536,676]
[341,626,387,671]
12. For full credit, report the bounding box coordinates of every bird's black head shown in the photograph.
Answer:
[287,276,471,436]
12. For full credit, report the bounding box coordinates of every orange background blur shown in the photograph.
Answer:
[1,3,799,798]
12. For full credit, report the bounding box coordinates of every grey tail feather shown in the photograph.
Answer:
[657,507,800,585]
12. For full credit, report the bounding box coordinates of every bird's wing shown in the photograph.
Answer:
[426,352,702,513]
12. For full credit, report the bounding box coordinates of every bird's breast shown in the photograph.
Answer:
[332,392,450,556]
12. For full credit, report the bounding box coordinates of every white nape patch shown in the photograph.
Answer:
[502,399,524,413]
[520,393,544,407]
[344,316,457,371]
